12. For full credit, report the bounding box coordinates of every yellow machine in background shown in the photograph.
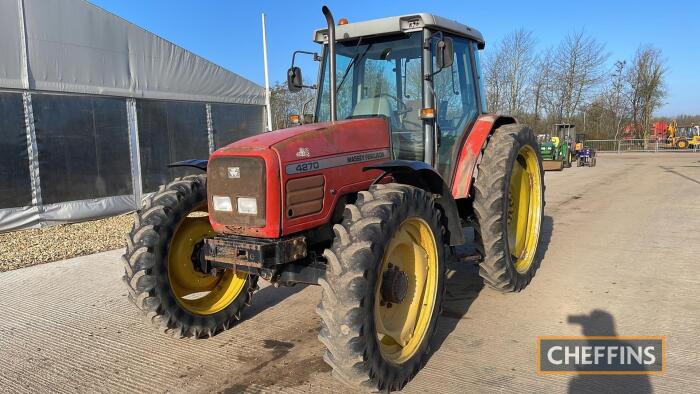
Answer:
[667,120,700,149]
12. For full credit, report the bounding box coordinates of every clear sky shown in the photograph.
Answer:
[91,0,699,116]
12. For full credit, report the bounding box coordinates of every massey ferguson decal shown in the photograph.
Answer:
[286,149,390,175]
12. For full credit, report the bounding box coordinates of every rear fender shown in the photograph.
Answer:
[168,159,208,172]
[364,160,464,246]
[450,115,517,199]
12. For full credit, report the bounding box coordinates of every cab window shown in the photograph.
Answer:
[433,35,479,180]
[316,33,425,160]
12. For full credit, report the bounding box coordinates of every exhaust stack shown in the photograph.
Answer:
[322,6,337,122]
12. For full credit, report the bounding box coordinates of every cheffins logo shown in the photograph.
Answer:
[537,336,665,375]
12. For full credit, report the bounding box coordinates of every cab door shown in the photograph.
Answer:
[432,35,480,180]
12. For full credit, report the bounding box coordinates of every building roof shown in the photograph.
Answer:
[0,0,264,105]
[313,13,485,49]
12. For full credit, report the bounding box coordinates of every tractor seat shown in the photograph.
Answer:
[351,96,394,119]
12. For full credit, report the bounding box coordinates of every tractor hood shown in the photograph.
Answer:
[214,118,391,161]
[207,117,391,238]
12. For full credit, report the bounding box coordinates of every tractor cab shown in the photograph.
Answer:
[288,13,488,179]
[554,123,575,145]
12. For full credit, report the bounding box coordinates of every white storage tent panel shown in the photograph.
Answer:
[0,0,24,89]
[21,0,264,105]
[0,0,267,232]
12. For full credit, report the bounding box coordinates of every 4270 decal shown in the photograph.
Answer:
[285,149,390,175]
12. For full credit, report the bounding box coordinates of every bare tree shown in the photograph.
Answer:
[501,28,537,116]
[607,60,628,139]
[270,82,316,129]
[550,30,608,122]
[625,46,666,141]
[529,47,555,127]
[483,45,507,113]
[483,28,537,116]
[584,60,628,139]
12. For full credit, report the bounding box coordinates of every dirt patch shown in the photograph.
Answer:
[222,319,332,392]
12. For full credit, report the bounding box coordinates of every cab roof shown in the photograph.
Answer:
[313,13,485,49]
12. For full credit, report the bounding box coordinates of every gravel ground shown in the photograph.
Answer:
[0,214,133,272]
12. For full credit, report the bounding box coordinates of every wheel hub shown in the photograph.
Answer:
[380,264,408,306]
[191,240,209,274]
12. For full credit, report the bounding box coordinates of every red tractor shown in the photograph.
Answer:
[123,7,545,391]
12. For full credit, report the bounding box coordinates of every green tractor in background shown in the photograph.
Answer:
[538,124,575,171]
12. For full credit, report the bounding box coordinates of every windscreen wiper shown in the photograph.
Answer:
[337,40,373,92]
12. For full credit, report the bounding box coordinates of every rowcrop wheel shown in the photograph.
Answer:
[122,175,256,338]
[317,184,445,392]
[473,124,545,292]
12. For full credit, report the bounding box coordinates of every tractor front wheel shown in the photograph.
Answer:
[473,124,545,292]
[122,175,256,338]
[317,184,445,391]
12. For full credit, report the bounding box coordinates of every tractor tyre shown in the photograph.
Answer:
[473,124,545,292]
[676,139,688,149]
[591,157,597,167]
[577,158,583,167]
[317,183,446,392]
[122,175,257,338]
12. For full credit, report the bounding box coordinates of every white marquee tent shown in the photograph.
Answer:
[0,0,266,232]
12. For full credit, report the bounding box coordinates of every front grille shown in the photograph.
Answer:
[208,156,266,227]
[286,175,324,218]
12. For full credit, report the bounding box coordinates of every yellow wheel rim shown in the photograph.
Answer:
[507,145,543,274]
[167,208,247,315]
[374,218,439,365]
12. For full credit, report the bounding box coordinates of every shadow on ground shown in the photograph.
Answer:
[243,284,306,321]
[430,215,554,356]
[566,310,653,394]
[659,165,700,185]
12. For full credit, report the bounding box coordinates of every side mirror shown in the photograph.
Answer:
[303,114,314,124]
[435,37,454,69]
[287,67,303,92]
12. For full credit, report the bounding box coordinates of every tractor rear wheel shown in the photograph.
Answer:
[317,183,445,391]
[122,175,257,338]
[676,139,688,149]
[473,124,545,292]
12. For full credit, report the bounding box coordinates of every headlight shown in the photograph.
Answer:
[212,195,233,212]
[237,197,258,215]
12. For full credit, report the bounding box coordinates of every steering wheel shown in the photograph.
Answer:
[376,93,411,116]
